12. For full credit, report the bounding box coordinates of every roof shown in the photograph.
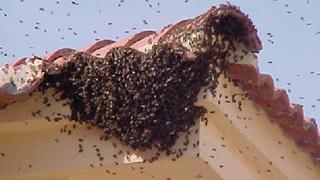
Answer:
[0,4,319,165]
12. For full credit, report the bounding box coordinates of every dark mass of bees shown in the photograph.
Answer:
[38,11,243,154]
[40,45,209,153]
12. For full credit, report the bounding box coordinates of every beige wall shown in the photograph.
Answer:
[0,89,203,179]
[1,80,319,179]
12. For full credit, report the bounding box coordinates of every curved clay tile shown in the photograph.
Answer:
[12,57,27,68]
[91,38,128,58]
[157,19,192,42]
[82,39,115,54]
[152,24,175,42]
[44,48,76,62]
[130,22,190,51]
[129,26,177,51]
[130,33,156,51]
[91,31,156,58]
[52,57,67,67]
[124,30,156,47]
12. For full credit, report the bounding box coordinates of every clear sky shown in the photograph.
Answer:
[0,0,320,126]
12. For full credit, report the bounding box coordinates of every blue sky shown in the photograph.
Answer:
[0,0,320,126]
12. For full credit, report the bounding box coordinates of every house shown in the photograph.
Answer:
[0,4,319,180]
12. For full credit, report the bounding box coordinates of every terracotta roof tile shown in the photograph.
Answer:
[12,57,27,67]
[124,30,156,47]
[91,30,155,58]
[0,4,319,165]
[82,39,115,54]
